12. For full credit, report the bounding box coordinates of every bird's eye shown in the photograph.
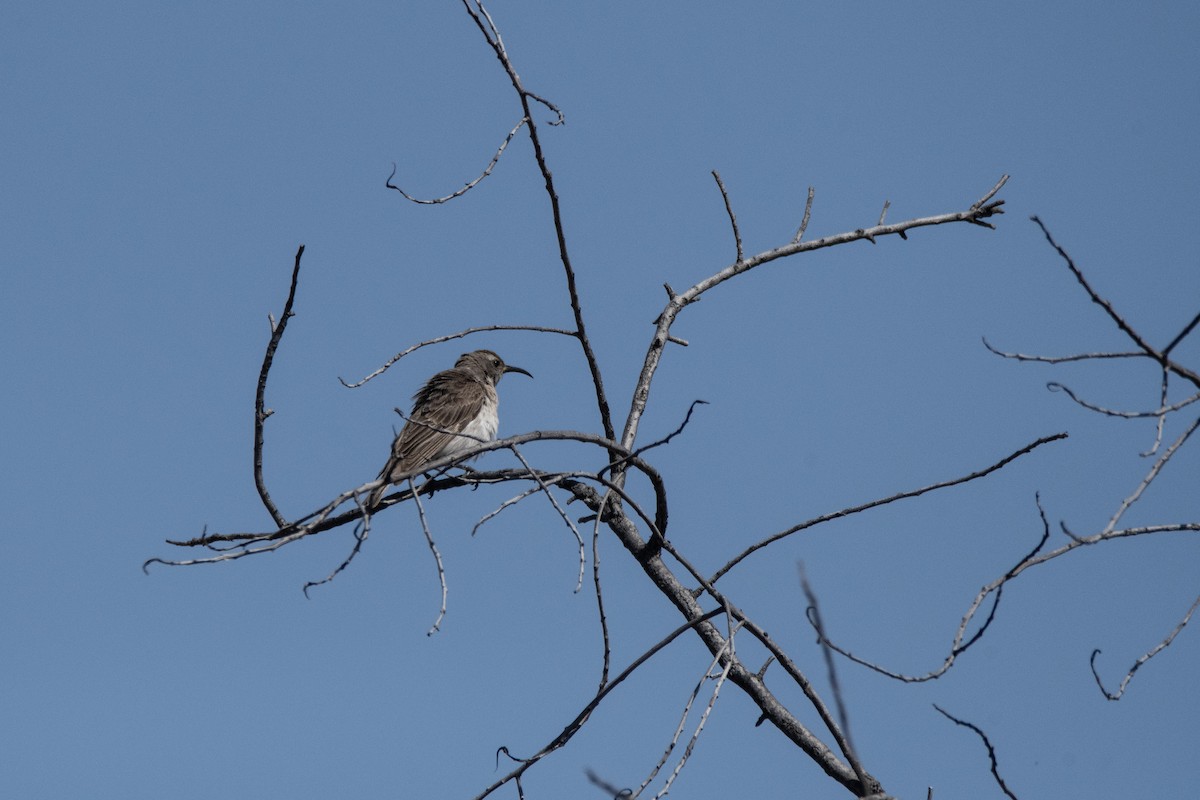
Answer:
[493,359,501,366]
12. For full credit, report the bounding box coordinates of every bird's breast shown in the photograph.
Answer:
[455,394,500,449]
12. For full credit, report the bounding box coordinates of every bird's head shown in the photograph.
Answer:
[457,349,533,385]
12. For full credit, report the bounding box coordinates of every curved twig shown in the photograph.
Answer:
[303,512,371,597]
[1046,381,1200,419]
[506,444,586,592]
[815,497,1200,683]
[711,170,743,263]
[254,245,304,528]
[386,116,528,204]
[340,324,575,388]
[460,0,616,444]
[470,607,727,800]
[792,186,815,244]
[982,336,1142,364]
[622,175,1010,452]
[799,564,870,795]
[651,537,875,792]
[1102,413,1200,533]
[411,477,447,635]
[1030,216,1200,390]
[456,0,614,448]
[1090,593,1200,701]
[933,705,1019,800]
[711,432,1066,584]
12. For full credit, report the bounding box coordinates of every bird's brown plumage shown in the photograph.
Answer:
[367,350,531,509]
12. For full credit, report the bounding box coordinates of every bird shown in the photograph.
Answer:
[367,349,532,509]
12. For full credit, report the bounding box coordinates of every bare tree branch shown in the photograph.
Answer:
[460,0,616,444]
[1046,381,1200,419]
[792,186,815,244]
[340,324,575,389]
[800,564,870,796]
[386,116,528,204]
[655,539,878,794]
[933,705,1019,800]
[622,175,1009,452]
[815,494,1199,683]
[982,336,1143,364]
[253,244,304,528]
[1030,215,1200,390]
[1090,593,1200,700]
[711,432,1066,584]
[470,608,727,800]
[711,170,743,263]
[411,477,447,635]
[1102,413,1200,534]
[648,615,740,799]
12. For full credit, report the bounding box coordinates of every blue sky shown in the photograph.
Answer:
[2,2,1197,798]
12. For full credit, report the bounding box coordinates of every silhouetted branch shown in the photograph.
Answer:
[1030,215,1200,390]
[711,170,743,262]
[1102,414,1200,533]
[470,607,727,800]
[254,244,304,528]
[460,0,616,443]
[711,432,1066,584]
[816,494,1199,683]
[303,501,371,598]
[1090,593,1200,700]
[792,186,815,243]
[933,705,1019,800]
[982,336,1142,364]
[340,324,575,389]
[386,116,527,204]
[1046,382,1200,419]
[411,477,447,635]
[623,174,1009,451]
[800,564,869,795]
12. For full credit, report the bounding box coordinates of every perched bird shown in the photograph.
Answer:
[367,349,532,508]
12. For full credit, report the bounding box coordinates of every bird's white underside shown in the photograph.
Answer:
[439,394,499,461]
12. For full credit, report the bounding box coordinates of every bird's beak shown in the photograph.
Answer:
[504,364,533,378]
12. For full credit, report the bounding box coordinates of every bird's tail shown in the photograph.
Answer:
[366,460,394,510]
[366,482,387,510]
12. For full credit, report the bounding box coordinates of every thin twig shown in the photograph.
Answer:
[622,175,1009,452]
[799,564,869,794]
[1141,368,1170,457]
[592,490,614,689]
[816,498,1200,683]
[303,510,371,597]
[651,618,740,799]
[506,445,586,592]
[386,117,528,204]
[254,245,304,528]
[1031,215,1200,390]
[1090,593,1200,700]
[792,187,814,243]
[711,432,1066,584]
[982,336,1143,364]
[460,0,616,443]
[1103,413,1200,533]
[711,170,743,262]
[657,540,876,794]
[1163,308,1200,357]
[1046,381,1200,418]
[933,705,1019,800]
[412,477,447,635]
[340,324,574,388]
[469,608,727,800]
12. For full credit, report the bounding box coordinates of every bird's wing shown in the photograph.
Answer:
[378,373,488,484]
